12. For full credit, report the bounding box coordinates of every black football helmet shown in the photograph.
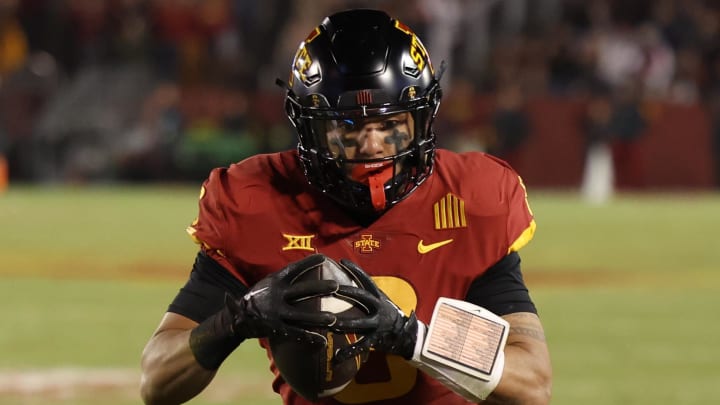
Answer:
[280,9,443,215]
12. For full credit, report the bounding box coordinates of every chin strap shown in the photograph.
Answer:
[350,162,394,211]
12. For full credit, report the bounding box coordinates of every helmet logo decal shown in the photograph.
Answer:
[293,46,320,86]
[356,90,373,105]
[311,94,320,107]
[409,35,428,73]
[353,234,381,254]
[305,27,321,43]
[394,20,433,76]
[393,20,413,35]
[282,233,316,251]
[433,193,467,229]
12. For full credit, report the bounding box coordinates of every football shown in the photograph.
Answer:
[269,256,369,401]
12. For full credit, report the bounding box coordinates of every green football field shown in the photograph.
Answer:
[1,185,719,405]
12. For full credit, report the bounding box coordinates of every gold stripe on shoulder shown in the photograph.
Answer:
[508,219,536,253]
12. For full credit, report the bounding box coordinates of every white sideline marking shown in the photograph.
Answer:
[0,368,138,395]
[0,367,276,400]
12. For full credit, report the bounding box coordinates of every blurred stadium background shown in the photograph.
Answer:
[1,0,719,404]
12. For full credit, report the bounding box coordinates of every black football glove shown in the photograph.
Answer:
[330,259,421,363]
[231,254,344,341]
[190,254,342,369]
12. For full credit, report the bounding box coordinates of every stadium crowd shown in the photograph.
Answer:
[1,0,719,187]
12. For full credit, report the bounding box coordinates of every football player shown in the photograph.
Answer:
[141,9,552,405]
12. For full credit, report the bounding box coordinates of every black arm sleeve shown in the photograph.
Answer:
[167,251,249,323]
[464,251,537,316]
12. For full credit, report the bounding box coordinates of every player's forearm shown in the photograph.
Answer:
[483,315,552,404]
[140,329,217,405]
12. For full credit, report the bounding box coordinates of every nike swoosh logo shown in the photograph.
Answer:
[417,239,454,254]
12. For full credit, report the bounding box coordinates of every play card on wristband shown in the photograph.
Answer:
[422,297,509,381]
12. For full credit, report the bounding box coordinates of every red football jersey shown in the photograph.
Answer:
[187,149,536,405]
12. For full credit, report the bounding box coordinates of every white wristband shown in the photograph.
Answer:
[409,297,509,401]
[411,321,427,363]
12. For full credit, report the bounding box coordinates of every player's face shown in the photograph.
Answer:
[324,112,415,160]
